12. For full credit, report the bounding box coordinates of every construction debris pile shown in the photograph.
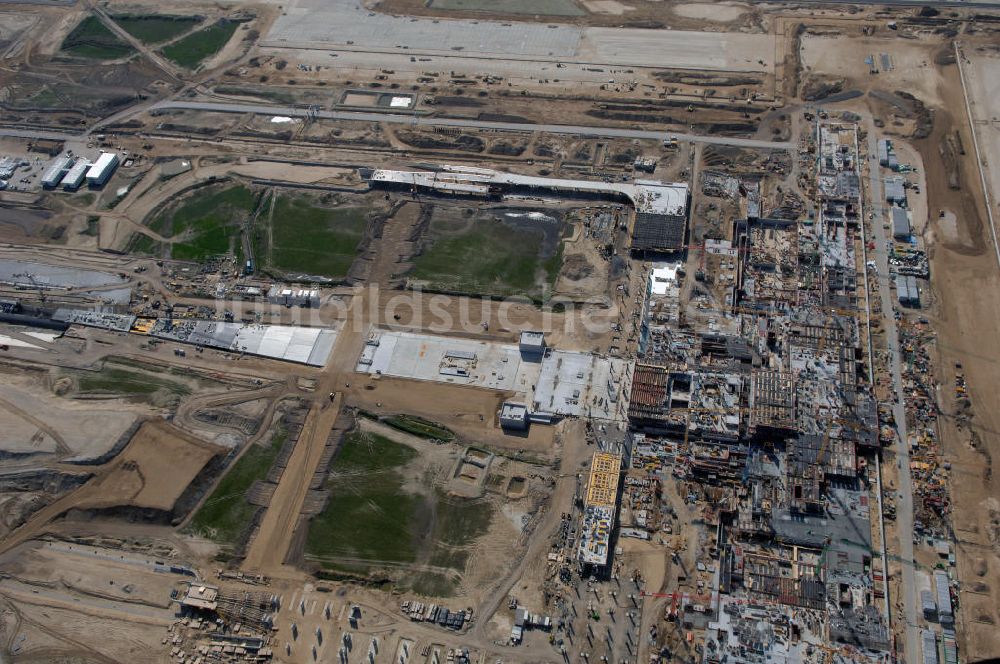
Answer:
[897,318,951,533]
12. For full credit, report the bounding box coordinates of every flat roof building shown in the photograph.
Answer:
[922,630,939,664]
[896,275,920,308]
[86,152,119,187]
[519,330,545,357]
[181,584,219,611]
[62,159,91,191]
[499,402,529,431]
[921,589,937,620]
[41,156,73,188]
[891,206,910,239]
[934,570,953,624]
[884,176,906,204]
[585,452,621,507]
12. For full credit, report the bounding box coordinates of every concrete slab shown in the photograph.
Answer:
[530,350,630,420]
[356,328,539,394]
[264,0,775,73]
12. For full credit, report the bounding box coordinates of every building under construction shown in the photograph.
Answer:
[366,164,690,251]
[577,451,623,578]
[624,121,892,664]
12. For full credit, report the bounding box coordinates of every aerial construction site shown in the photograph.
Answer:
[0,0,998,663]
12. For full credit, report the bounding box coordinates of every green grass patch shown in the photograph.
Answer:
[306,430,493,593]
[214,85,298,105]
[160,18,241,69]
[61,16,136,60]
[262,194,367,279]
[383,415,454,441]
[75,365,190,398]
[409,208,563,300]
[408,572,459,597]
[433,493,493,546]
[189,428,287,543]
[543,240,565,286]
[149,183,256,261]
[23,86,65,108]
[306,431,421,569]
[113,14,202,45]
[81,216,100,237]
[128,232,163,257]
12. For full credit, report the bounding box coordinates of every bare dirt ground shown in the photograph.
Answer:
[921,41,1000,663]
[553,220,612,301]
[0,367,149,461]
[347,376,555,453]
[671,2,748,22]
[0,594,168,662]
[800,29,945,107]
[0,419,224,555]
[373,0,762,31]
[958,44,1000,246]
[242,394,343,574]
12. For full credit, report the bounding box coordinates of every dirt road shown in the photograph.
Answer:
[242,393,342,572]
[904,48,1000,660]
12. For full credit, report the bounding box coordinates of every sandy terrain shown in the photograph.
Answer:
[348,376,555,452]
[958,44,1000,255]
[671,2,747,22]
[0,372,144,461]
[243,395,341,573]
[0,596,168,662]
[922,43,1000,662]
[581,0,633,15]
[800,31,944,107]
[0,419,224,555]
[265,0,776,73]
[66,418,222,512]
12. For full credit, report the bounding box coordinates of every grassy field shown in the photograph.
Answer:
[431,0,583,15]
[189,428,286,544]
[149,184,256,261]
[61,16,135,60]
[383,415,454,442]
[306,431,421,568]
[113,14,202,45]
[410,493,492,596]
[409,208,564,300]
[160,18,241,69]
[306,430,493,595]
[214,85,298,105]
[261,194,367,279]
[128,232,163,256]
[75,365,190,398]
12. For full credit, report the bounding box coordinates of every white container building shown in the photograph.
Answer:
[86,152,119,187]
[41,156,74,188]
[62,160,91,191]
